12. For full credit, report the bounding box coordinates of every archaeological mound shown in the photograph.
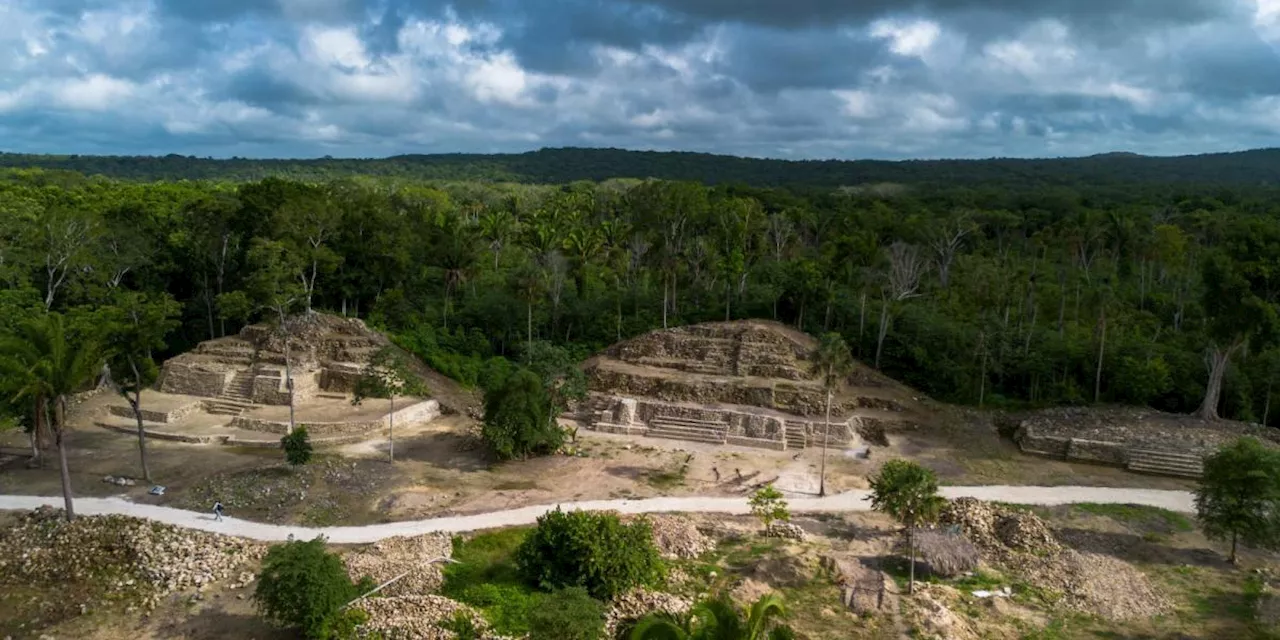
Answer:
[578,320,920,451]
[97,313,439,447]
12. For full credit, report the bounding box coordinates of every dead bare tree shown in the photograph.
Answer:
[875,242,927,369]
[40,208,97,310]
[927,213,974,289]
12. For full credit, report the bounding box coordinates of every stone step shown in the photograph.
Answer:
[1128,461,1203,478]
[1129,449,1203,463]
[652,415,730,429]
[647,427,726,445]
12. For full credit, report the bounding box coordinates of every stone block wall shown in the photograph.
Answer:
[231,399,439,437]
[251,369,320,405]
[320,363,363,393]
[157,364,229,398]
[108,400,203,424]
[1065,438,1127,466]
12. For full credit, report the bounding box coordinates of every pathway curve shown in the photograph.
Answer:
[0,486,1194,544]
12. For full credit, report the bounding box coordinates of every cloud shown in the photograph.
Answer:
[0,0,1277,159]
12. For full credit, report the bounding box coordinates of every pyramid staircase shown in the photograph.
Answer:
[647,415,729,445]
[205,369,257,417]
[784,420,809,449]
[1127,448,1204,478]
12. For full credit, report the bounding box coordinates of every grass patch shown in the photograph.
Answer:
[1069,503,1194,533]
[441,528,540,636]
[643,464,688,490]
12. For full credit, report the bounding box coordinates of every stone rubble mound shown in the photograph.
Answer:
[641,515,715,560]
[939,498,1060,555]
[0,506,264,609]
[1017,549,1173,620]
[355,594,503,639]
[939,499,1170,621]
[344,532,453,596]
[604,588,693,639]
[763,521,806,541]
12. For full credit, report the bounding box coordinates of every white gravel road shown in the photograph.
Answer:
[0,486,1194,544]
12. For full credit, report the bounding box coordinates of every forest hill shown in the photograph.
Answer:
[1,168,1278,427]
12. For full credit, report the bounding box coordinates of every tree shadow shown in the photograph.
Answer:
[161,606,290,640]
[1056,528,1227,568]
[393,431,490,472]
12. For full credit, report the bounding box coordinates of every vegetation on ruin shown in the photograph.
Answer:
[254,536,372,639]
[516,508,666,599]
[749,484,791,528]
[1195,437,1280,563]
[869,459,946,594]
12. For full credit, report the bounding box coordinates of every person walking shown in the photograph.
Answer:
[213,501,225,522]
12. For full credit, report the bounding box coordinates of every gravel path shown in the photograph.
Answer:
[0,486,1194,544]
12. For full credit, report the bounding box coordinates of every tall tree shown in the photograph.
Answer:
[276,187,341,312]
[0,313,105,520]
[351,346,426,463]
[811,332,854,497]
[104,291,180,483]
[1195,437,1280,563]
[1196,220,1280,420]
[868,459,945,594]
[247,239,304,433]
[875,242,927,369]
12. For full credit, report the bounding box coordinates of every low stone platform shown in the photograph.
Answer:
[1011,406,1280,479]
[98,392,439,448]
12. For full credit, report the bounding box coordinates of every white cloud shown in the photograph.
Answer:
[869,18,941,58]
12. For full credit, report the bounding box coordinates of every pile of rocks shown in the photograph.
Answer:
[1018,549,1173,620]
[763,522,806,541]
[603,588,692,639]
[355,594,496,639]
[0,507,263,609]
[344,532,453,596]
[643,515,715,559]
[939,498,1059,556]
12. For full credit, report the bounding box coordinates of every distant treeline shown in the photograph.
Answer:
[2,146,1279,188]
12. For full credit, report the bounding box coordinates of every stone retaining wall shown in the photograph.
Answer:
[108,400,203,424]
[157,364,229,398]
[251,369,320,405]
[1065,438,1127,466]
[584,393,867,450]
[320,363,363,393]
[231,399,440,437]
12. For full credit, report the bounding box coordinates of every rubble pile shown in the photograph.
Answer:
[940,498,1060,556]
[355,595,499,640]
[763,521,806,541]
[603,588,692,639]
[344,532,453,596]
[0,507,263,608]
[1018,550,1173,620]
[643,515,715,559]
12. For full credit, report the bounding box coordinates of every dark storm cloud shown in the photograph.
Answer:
[2,0,1278,159]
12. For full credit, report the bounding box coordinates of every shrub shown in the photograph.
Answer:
[482,369,563,460]
[527,587,605,640]
[281,427,313,466]
[515,508,665,600]
[254,536,372,639]
[750,484,790,528]
[441,610,483,640]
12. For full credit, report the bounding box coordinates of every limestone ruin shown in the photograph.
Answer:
[97,313,439,447]
[578,320,919,451]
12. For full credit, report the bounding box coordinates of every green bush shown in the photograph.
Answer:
[281,427,313,466]
[253,536,372,639]
[481,369,563,460]
[515,508,664,600]
[442,528,540,636]
[527,587,605,640]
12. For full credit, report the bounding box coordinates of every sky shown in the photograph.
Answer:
[2,0,1279,160]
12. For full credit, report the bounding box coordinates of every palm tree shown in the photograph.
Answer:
[811,332,854,497]
[0,313,105,520]
[630,594,794,640]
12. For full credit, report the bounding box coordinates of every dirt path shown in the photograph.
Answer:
[0,486,1194,544]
